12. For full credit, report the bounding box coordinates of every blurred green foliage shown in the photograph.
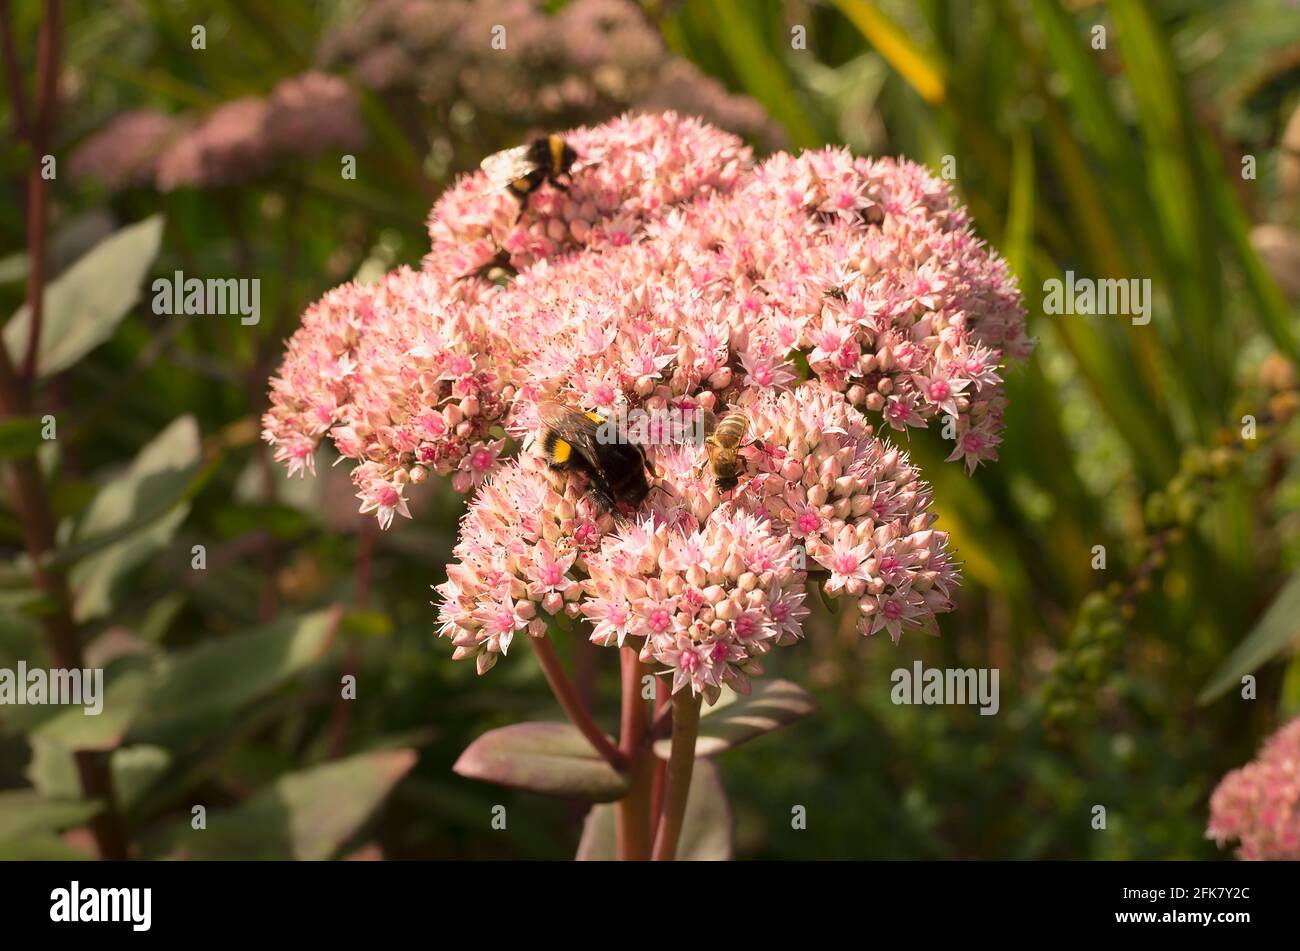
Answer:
[1,0,1299,859]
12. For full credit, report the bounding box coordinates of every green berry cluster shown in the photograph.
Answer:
[1042,360,1298,731]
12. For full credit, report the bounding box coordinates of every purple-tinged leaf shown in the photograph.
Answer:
[653,679,817,759]
[454,722,629,801]
[576,760,732,860]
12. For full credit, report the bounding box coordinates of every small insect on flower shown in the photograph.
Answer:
[456,247,517,285]
[480,134,580,221]
[703,409,757,492]
[536,401,650,513]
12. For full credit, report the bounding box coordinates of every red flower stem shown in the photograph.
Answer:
[19,0,60,387]
[0,1,126,862]
[651,690,702,861]
[649,693,672,738]
[531,633,627,771]
[0,354,127,858]
[615,648,652,860]
[648,679,669,840]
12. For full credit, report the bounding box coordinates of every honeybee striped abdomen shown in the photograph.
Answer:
[704,410,751,492]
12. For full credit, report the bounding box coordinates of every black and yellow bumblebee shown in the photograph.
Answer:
[537,402,650,513]
[703,410,753,492]
[481,134,579,221]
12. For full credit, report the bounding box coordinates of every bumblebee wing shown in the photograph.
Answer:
[537,402,602,469]
[480,146,536,188]
[536,401,584,431]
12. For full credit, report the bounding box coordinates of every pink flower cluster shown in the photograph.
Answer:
[435,383,954,688]
[425,111,750,278]
[263,266,510,528]
[1208,716,1300,860]
[68,108,185,190]
[581,507,806,701]
[265,112,1030,695]
[732,388,955,642]
[72,71,365,192]
[318,0,782,150]
[437,454,610,675]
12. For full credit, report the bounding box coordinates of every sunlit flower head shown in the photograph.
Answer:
[265,112,1029,694]
[1208,716,1300,860]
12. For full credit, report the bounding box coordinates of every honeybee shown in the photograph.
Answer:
[480,134,579,220]
[457,248,517,285]
[703,410,752,492]
[537,402,650,513]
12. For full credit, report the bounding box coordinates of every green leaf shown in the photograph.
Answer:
[0,251,24,284]
[702,0,824,148]
[0,416,44,460]
[1003,127,1035,282]
[0,789,101,841]
[832,0,947,105]
[653,679,818,759]
[454,722,630,801]
[151,749,417,860]
[25,737,81,799]
[4,215,164,379]
[1024,0,1142,184]
[1199,571,1300,703]
[1279,652,1300,720]
[111,745,173,810]
[0,834,93,860]
[129,608,340,744]
[0,789,101,860]
[17,610,338,752]
[30,666,153,751]
[341,609,393,639]
[575,760,732,860]
[67,415,201,622]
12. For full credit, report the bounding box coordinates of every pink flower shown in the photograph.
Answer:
[264,112,1029,691]
[470,592,529,656]
[355,469,411,530]
[453,438,506,492]
[69,108,184,190]
[862,587,927,644]
[1208,717,1300,860]
[814,525,872,596]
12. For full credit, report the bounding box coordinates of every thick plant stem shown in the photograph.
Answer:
[0,414,128,860]
[648,679,669,841]
[18,0,60,387]
[615,649,652,860]
[651,691,702,861]
[0,1,125,860]
[531,634,627,771]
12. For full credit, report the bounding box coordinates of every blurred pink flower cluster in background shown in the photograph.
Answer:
[264,111,1030,697]
[318,0,783,150]
[1208,716,1300,859]
[70,71,365,191]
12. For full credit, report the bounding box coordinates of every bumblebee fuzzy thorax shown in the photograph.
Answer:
[536,402,650,513]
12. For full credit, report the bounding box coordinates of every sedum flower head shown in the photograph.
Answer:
[70,108,185,190]
[1208,716,1300,860]
[266,112,1031,696]
[263,266,510,527]
[99,71,369,193]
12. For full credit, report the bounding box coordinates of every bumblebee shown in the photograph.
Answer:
[481,134,578,220]
[703,410,752,492]
[537,402,650,513]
